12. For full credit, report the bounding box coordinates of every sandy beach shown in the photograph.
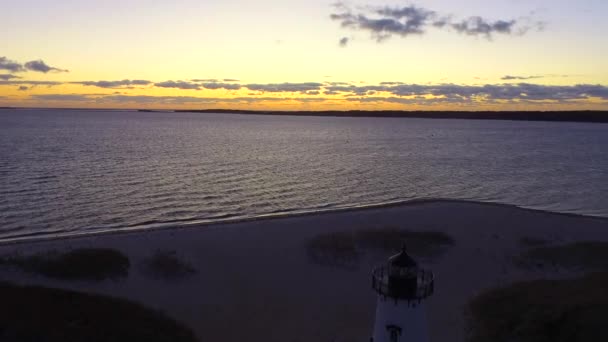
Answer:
[1,200,607,342]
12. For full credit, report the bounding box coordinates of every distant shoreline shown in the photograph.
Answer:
[2,107,608,123]
[173,109,608,123]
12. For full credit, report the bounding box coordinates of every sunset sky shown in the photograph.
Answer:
[1,0,607,110]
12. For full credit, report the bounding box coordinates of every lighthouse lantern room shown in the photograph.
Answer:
[371,244,434,342]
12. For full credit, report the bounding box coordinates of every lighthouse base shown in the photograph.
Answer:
[372,296,429,342]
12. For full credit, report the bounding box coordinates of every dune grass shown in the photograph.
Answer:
[306,227,454,269]
[515,241,608,271]
[519,236,550,247]
[141,250,196,280]
[0,248,130,281]
[0,281,198,342]
[306,232,361,270]
[467,272,608,342]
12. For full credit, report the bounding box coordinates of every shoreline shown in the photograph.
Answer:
[2,198,606,246]
[3,108,608,123]
[2,198,608,342]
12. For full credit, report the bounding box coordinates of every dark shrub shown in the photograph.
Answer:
[0,282,198,342]
[467,272,608,342]
[1,248,130,281]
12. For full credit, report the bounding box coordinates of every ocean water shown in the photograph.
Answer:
[1,109,607,241]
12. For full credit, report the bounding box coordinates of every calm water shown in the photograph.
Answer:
[1,109,607,241]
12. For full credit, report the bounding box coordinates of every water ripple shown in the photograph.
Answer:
[1,110,607,241]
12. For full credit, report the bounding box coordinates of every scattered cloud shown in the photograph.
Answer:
[1,56,68,73]
[72,79,152,88]
[191,79,218,82]
[245,82,324,93]
[0,74,20,80]
[201,82,242,90]
[324,82,608,102]
[0,57,24,72]
[330,3,542,42]
[501,75,544,81]
[30,94,92,101]
[155,80,201,90]
[331,5,436,41]
[24,60,69,73]
[0,80,63,86]
[26,94,330,105]
[24,83,608,107]
[451,17,516,37]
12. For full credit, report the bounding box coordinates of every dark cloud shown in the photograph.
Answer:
[501,75,544,81]
[245,82,324,93]
[18,86,29,91]
[72,79,152,88]
[30,94,92,101]
[324,82,608,102]
[104,95,213,104]
[451,17,516,37]
[24,60,68,73]
[201,82,242,90]
[331,6,434,41]
[155,80,201,90]
[339,37,350,47]
[190,78,239,83]
[326,81,353,86]
[0,80,62,86]
[0,57,24,72]
[331,4,539,41]
[27,94,330,105]
[25,83,608,107]
[0,74,20,80]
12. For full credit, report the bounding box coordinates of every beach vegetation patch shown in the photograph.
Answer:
[515,241,608,271]
[0,248,130,281]
[519,236,550,247]
[306,227,454,269]
[0,282,198,342]
[466,272,608,342]
[141,249,196,280]
[356,228,454,257]
[306,232,360,270]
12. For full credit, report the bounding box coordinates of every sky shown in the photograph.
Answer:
[1,0,607,110]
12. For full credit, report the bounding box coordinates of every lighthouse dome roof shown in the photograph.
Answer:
[388,244,418,268]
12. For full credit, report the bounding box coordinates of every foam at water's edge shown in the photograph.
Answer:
[1,198,606,246]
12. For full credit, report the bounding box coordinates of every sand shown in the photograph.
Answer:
[1,200,607,342]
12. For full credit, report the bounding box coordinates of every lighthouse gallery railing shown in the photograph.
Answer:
[371,266,434,300]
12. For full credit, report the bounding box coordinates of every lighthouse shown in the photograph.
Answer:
[371,244,434,342]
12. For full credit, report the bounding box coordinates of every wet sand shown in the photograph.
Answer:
[1,200,607,342]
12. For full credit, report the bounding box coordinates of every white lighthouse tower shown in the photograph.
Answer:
[371,244,434,342]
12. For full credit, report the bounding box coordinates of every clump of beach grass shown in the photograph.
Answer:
[306,232,360,270]
[466,272,608,342]
[306,227,454,269]
[519,236,550,247]
[515,241,608,271]
[0,281,198,342]
[141,249,196,280]
[0,248,130,281]
[356,227,454,257]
